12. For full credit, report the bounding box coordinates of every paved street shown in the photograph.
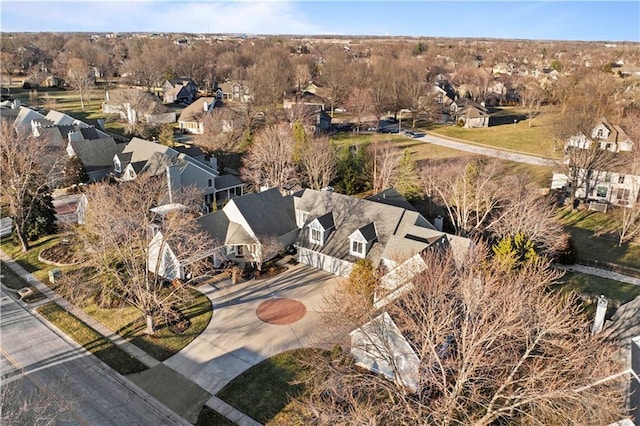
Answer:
[419,131,559,166]
[164,264,340,395]
[0,288,189,426]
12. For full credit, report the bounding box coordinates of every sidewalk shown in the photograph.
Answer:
[555,263,640,286]
[1,248,264,426]
[0,249,159,368]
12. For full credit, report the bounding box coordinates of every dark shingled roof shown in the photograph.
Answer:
[231,188,297,239]
[315,212,335,230]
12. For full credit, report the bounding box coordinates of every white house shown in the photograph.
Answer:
[552,118,639,207]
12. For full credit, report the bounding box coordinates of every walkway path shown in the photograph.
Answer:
[0,250,159,368]
[555,263,640,286]
[419,131,559,166]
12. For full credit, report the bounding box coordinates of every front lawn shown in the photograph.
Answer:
[1,235,66,282]
[430,106,561,159]
[217,348,325,425]
[36,301,148,375]
[82,287,213,361]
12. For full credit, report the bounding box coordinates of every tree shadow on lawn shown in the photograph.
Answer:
[489,112,528,126]
[114,296,213,361]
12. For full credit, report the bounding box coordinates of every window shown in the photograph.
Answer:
[596,186,608,198]
[596,128,605,138]
[236,245,244,257]
[114,158,121,173]
[617,188,630,201]
[310,228,323,245]
[587,170,594,179]
[208,178,213,187]
[605,173,612,183]
[618,175,625,184]
[352,240,364,256]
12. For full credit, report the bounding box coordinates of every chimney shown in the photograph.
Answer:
[434,215,444,232]
[209,156,218,172]
[591,295,608,335]
[203,100,208,112]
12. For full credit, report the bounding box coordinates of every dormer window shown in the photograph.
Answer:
[352,240,365,256]
[308,212,334,246]
[311,228,323,245]
[349,222,377,259]
[114,156,121,173]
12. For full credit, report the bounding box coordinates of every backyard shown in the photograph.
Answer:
[429,106,561,159]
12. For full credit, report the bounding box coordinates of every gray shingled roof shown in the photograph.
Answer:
[230,188,297,239]
[215,174,243,191]
[196,211,230,244]
[70,137,119,172]
[315,212,335,230]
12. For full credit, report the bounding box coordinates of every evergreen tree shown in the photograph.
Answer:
[62,155,89,187]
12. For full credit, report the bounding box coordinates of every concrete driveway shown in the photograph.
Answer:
[163,264,340,395]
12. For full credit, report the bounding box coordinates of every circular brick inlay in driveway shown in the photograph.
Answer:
[256,298,307,325]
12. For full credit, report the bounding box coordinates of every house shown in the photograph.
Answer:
[218,81,251,103]
[283,93,332,134]
[551,118,639,207]
[457,104,490,128]
[162,78,198,104]
[150,188,298,280]
[153,187,470,283]
[294,188,471,277]
[177,97,217,134]
[350,311,421,392]
[113,137,243,210]
[102,89,176,125]
[65,127,121,181]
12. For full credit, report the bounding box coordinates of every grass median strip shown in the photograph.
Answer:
[36,301,148,375]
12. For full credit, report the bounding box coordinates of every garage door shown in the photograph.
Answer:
[298,248,351,276]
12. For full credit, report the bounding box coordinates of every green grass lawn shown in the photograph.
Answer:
[554,272,640,318]
[36,301,148,375]
[195,406,236,426]
[2,234,212,361]
[217,348,325,425]
[1,235,68,282]
[557,207,640,269]
[430,106,562,159]
[82,287,213,361]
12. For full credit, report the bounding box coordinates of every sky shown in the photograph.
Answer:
[1,1,639,42]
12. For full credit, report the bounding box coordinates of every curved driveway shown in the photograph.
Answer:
[419,131,559,167]
[163,264,340,395]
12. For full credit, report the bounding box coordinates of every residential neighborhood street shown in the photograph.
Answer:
[419,131,559,166]
[164,264,340,395]
[0,288,189,426]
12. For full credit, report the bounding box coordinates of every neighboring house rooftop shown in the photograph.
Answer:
[178,96,216,124]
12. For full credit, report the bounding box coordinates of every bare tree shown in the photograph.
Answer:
[616,111,640,245]
[0,123,63,252]
[246,47,293,112]
[122,40,168,92]
[75,174,213,335]
[300,135,336,190]
[295,247,625,425]
[518,77,548,127]
[65,58,94,111]
[370,140,403,194]
[425,159,507,237]
[344,87,373,133]
[193,107,244,155]
[241,124,298,192]
[319,50,351,118]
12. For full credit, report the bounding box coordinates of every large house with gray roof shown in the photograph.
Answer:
[152,187,471,283]
[114,137,244,210]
